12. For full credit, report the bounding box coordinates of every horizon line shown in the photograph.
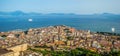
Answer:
[0,10,119,15]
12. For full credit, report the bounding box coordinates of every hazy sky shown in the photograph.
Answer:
[0,0,120,14]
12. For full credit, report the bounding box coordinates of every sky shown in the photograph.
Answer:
[0,0,120,14]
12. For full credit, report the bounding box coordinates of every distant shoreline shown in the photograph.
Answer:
[1,25,120,36]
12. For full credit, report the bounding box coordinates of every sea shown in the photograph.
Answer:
[0,16,120,33]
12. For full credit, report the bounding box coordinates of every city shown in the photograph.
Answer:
[0,0,120,56]
[0,25,120,56]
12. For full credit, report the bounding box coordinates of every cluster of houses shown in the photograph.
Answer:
[0,25,120,56]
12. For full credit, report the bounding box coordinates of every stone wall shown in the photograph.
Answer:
[7,43,28,52]
[0,43,28,56]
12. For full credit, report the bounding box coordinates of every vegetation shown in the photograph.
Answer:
[64,28,72,33]
[24,31,28,34]
[15,34,20,37]
[34,45,50,48]
[66,36,74,40]
[96,32,120,36]
[1,35,7,37]
[28,48,120,56]
[101,51,120,56]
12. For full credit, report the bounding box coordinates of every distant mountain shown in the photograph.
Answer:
[10,11,26,16]
[0,11,24,16]
[0,11,120,22]
[0,11,120,18]
[0,11,42,16]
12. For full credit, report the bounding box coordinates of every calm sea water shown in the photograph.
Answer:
[0,17,120,33]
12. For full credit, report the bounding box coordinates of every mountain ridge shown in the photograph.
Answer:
[0,11,119,16]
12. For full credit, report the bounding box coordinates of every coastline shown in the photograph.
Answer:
[1,25,120,36]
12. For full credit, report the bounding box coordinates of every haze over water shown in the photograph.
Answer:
[0,0,120,33]
[0,16,120,33]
